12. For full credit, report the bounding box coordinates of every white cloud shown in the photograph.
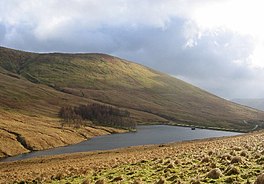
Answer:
[178,0,264,68]
[0,0,264,98]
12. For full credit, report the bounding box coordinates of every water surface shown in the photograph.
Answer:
[2,125,242,162]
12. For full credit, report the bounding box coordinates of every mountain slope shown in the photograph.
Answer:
[0,46,264,132]
[233,98,264,111]
[0,69,128,158]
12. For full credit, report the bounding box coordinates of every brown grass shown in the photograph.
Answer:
[0,130,263,183]
[255,174,264,184]
[206,168,222,179]
[0,109,126,158]
[230,156,242,164]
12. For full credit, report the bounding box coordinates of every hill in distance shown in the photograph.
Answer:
[1,46,264,129]
[0,46,264,157]
[232,98,264,111]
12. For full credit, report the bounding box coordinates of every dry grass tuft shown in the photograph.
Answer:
[53,172,64,180]
[210,162,217,168]
[201,157,210,163]
[82,178,91,184]
[221,153,232,160]
[191,180,201,184]
[231,156,242,164]
[255,154,261,159]
[95,179,104,184]
[174,159,181,165]
[225,165,240,175]
[233,147,242,151]
[168,175,178,181]
[112,176,123,182]
[255,173,264,184]
[133,179,142,184]
[230,151,236,156]
[156,177,166,184]
[206,168,222,179]
[208,150,214,156]
[167,163,174,168]
[240,151,247,157]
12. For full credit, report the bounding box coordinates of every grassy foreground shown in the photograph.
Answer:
[1,130,264,183]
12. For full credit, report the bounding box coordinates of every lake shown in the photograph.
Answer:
[1,125,242,162]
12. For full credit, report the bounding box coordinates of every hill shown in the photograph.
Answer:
[232,98,264,111]
[1,46,264,128]
[0,46,264,157]
[1,46,263,128]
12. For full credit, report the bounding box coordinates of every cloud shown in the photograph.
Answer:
[110,23,263,99]
[0,0,264,98]
[0,24,6,41]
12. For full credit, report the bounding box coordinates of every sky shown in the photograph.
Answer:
[0,0,264,99]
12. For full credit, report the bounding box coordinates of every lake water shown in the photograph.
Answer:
[1,125,242,162]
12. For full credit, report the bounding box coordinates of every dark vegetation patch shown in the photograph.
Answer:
[59,103,137,129]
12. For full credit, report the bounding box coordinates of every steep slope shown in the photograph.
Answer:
[0,46,264,132]
[0,68,128,158]
[233,98,264,111]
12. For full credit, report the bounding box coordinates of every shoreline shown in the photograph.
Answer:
[165,122,248,133]
[1,124,243,163]
[0,125,128,162]
[0,129,263,183]
[140,120,258,133]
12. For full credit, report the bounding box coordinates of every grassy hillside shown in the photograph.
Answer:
[0,46,264,132]
[233,98,264,111]
[0,108,125,158]
[0,58,160,158]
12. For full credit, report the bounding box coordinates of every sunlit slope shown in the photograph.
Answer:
[0,46,263,131]
[0,70,131,157]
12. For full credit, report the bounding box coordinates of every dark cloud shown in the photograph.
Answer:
[107,21,261,99]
